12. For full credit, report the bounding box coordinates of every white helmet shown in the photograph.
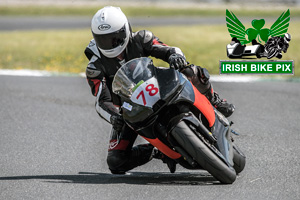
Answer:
[91,6,130,58]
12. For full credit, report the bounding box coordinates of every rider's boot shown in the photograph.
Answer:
[209,91,235,117]
[152,148,177,173]
[203,86,235,117]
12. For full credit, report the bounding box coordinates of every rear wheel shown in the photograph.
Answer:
[171,121,236,184]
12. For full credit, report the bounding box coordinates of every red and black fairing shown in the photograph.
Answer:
[120,64,226,167]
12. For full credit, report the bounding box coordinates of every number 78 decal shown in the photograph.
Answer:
[131,77,160,108]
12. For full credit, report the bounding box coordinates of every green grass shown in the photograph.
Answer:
[1,5,300,17]
[0,30,90,73]
[0,22,299,75]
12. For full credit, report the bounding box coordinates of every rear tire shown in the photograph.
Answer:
[171,121,236,184]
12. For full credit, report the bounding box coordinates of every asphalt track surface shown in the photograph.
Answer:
[0,75,299,200]
[2,16,300,31]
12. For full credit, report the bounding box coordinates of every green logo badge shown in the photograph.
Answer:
[221,9,293,75]
[226,9,290,45]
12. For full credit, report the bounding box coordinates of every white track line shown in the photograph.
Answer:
[0,69,52,77]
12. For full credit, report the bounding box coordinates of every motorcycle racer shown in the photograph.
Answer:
[263,33,291,59]
[84,6,235,174]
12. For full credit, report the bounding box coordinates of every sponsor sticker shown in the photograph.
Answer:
[122,102,133,111]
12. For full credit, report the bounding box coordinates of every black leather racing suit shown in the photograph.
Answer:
[84,30,212,174]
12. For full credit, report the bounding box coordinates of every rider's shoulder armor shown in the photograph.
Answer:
[85,39,103,79]
[85,39,101,59]
[86,56,102,79]
[132,30,154,46]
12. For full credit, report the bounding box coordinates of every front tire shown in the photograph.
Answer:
[233,144,246,174]
[171,121,236,184]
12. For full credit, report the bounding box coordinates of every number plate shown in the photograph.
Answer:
[131,77,160,108]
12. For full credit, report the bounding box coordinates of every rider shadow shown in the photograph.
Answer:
[0,171,219,186]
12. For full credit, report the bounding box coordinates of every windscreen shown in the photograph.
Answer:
[112,57,154,99]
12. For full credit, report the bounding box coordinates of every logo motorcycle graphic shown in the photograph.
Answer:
[225,9,291,59]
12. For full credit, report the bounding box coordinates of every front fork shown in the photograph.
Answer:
[167,111,234,168]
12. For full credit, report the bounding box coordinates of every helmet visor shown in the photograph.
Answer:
[93,25,127,50]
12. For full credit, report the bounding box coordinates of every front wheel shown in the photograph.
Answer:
[233,144,246,174]
[171,121,236,184]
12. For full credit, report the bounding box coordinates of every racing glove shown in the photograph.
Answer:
[110,114,124,132]
[168,53,187,70]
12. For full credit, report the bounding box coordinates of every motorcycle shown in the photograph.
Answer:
[265,44,283,59]
[112,57,246,184]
